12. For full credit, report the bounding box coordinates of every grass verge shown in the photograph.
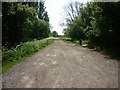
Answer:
[59,37,79,45]
[2,39,54,74]
[60,37,120,60]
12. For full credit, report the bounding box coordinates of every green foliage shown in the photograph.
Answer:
[52,31,58,37]
[82,40,89,45]
[59,37,79,45]
[21,2,39,11]
[82,2,120,49]
[63,28,70,37]
[2,2,52,73]
[63,2,86,45]
[70,16,85,40]
[64,2,120,58]
[64,15,86,45]
[2,2,36,48]
[38,1,49,21]
[2,39,54,73]
[3,2,50,49]
[59,37,71,40]
[32,19,50,39]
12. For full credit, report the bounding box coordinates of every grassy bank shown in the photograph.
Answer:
[59,37,79,44]
[88,43,120,60]
[59,37,89,45]
[2,39,54,73]
[60,37,120,60]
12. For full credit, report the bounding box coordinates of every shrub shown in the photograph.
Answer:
[2,39,53,65]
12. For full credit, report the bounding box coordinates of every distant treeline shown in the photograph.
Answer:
[64,2,120,51]
[2,1,50,49]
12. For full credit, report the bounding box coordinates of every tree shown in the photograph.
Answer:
[78,2,120,50]
[63,28,70,37]
[21,2,39,11]
[63,2,85,45]
[95,2,120,48]
[32,19,50,39]
[68,16,85,45]
[2,2,51,49]
[38,0,49,21]
[83,2,120,48]
[52,31,58,37]
[64,1,83,26]
[2,2,36,48]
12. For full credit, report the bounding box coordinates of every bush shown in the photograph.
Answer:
[2,39,53,65]
[32,19,50,39]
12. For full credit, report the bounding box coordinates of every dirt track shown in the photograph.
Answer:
[2,40,118,88]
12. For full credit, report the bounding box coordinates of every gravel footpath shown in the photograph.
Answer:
[2,40,118,88]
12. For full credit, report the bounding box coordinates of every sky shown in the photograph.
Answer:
[45,0,92,35]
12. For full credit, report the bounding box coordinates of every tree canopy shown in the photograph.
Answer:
[52,31,58,37]
[63,2,120,48]
[2,2,50,49]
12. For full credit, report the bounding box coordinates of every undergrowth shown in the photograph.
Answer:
[2,39,54,73]
[61,37,120,60]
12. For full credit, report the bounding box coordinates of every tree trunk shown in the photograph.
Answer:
[79,39,82,45]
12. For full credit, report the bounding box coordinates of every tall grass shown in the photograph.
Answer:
[2,39,54,73]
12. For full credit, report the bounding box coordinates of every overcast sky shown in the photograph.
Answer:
[45,0,92,35]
